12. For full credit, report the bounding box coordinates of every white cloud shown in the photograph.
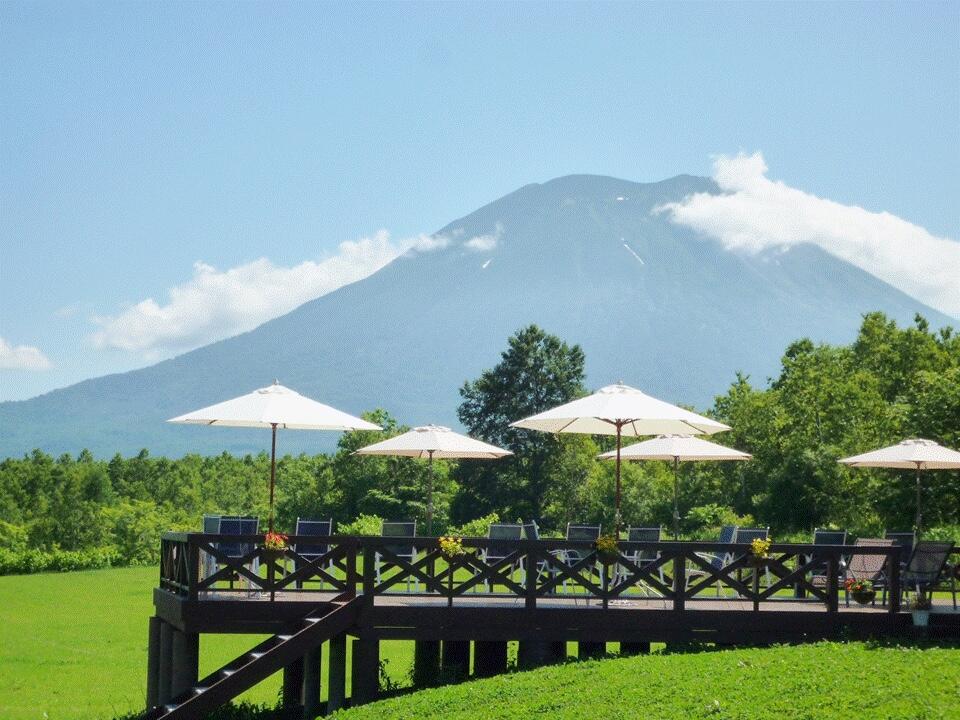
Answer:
[656,152,960,318]
[0,337,52,370]
[91,230,447,356]
[464,223,503,252]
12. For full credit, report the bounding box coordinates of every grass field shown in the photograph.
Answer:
[0,567,416,720]
[333,641,960,720]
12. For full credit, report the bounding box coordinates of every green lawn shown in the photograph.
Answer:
[0,567,415,720]
[333,641,960,720]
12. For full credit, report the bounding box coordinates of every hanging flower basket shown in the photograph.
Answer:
[594,535,620,565]
[262,532,288,563]
[845,578,875,605]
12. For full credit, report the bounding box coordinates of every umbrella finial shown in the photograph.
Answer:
[273,378,279,385]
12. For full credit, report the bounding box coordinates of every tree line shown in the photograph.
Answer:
[1,312,957,574]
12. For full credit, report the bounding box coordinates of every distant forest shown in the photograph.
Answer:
[1,312,957,574]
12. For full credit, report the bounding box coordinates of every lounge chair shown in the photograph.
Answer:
[292,518,334,589]
[841,538,894,606]
[803,528,847,593]
[901,541,957,610]
[731,527,771,592]
[216,516,260,591]
[481,523,523,592]
[201,514,221,580]
[376,520,419,592]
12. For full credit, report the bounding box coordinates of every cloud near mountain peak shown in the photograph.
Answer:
[656,152,960,318]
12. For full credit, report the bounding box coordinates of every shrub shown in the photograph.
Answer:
[339,514,385,536]
[447,512,500,538]
[0,546,119,576]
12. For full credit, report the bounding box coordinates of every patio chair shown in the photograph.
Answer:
[561,524,601,593]
[481,523,523,592]
[615,526,665,595]
[841,538,894,606]
[900,541,957,610]
[376,520,419,592]
[803,528,848,593]
[216,516,260,590]
[686,524,738,597]
[883,531,915,572]
[292,518,334,590]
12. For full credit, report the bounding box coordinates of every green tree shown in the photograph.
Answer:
[454,325,587,525]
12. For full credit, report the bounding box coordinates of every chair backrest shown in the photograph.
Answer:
[627,526,661,563]
[904,541,955,584]
[813,528,847,546]
[522,521,540,541]
[884,531,916,564]
[485,524,522,561]
[566,524,601,542]
[216,516,245,558]
[718,525,738,544]
[202,514,222,533]
[847,538,894,580]
[382,521,417,560]
[733,527,769,545]
[294,518,333,558]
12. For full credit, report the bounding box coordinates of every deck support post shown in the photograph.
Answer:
[620,641,650,655]
[145,616,162,710]
[548,641,567,663]
[441,640,470,681]
[157,620,174,705]
[413,640,441,686]
[473,641,507,678]
[282,656,305,715]
[327,634,347,713]
[302,646,322,718]
[578,641,605,659]
[170,629,199,698]
[351,637,379,706]
[518,639,553,669]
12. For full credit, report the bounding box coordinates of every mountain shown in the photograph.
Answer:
[1,174,954,458]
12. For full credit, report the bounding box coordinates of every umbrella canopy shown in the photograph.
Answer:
[599,435,751,538]
[839,438,960,534]
[354,425,511,533]
[511,383,731,532]
[169,381,380,531]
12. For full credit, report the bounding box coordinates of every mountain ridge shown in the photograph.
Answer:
[1,173,953,458]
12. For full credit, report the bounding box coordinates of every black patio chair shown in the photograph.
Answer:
[560,524,601,593]
[200,514,221,579]
[803,528,848,593]
[615,526,664,595]
[376,520,419,592]
[689,524,738,596]
[731,527,771,592]
[481,523,523,592]
[216,516,260,590]
[292,518,334,589]
[901,541,957,610]
[884,531,915,572]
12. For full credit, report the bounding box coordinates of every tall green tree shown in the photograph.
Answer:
[454,325,587,524]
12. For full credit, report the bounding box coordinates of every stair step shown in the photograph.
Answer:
[192,686,208,695]
[250,652,265,659]
[164,704,179,712]
[220,669,236,676]
[277,635,293,641]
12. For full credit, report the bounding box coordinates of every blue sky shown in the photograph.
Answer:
[1,1,958,400]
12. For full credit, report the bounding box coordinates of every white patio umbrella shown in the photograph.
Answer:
[599,434,751,538]
[510,382,730,533]
[839,438,960,535]
[353,424,511,534]
[168,381,381,532]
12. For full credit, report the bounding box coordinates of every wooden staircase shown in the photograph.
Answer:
[143,597,361,720]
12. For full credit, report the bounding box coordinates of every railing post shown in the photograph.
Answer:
[346,539,358,599]
[673,548,686,612]
[187,538,200,601]
[525,544,537,610]
[827,552,839,612]
[362,544,375,605]
[888,546,901,614]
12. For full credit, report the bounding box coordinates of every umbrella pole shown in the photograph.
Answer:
[615,423,623,537]
[428,451,435,536]
[269,423,277,534]
[672,457,680,540]
[914,464,922,538]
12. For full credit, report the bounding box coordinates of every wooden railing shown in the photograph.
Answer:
[159,532,902,613]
